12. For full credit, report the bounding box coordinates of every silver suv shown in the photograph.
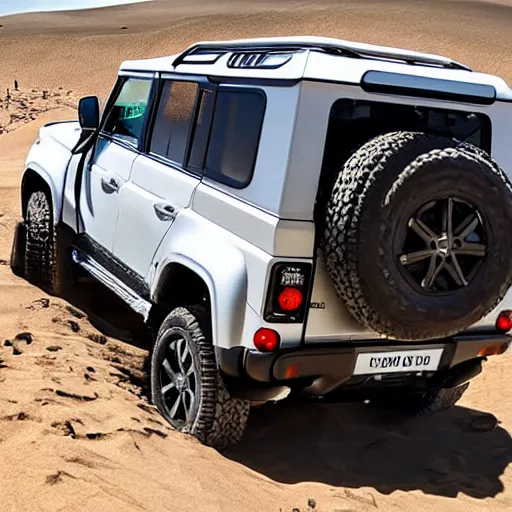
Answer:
[10,36,512,449]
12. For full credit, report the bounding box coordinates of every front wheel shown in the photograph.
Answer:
[370,383,469,416]
[150,307,250,450]
[24,190,68,295]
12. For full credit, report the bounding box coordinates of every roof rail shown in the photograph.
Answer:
[172,36,472,72]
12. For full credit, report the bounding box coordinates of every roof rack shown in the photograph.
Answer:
[172,36,472,72]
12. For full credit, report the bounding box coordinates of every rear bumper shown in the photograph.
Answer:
[217,334,510,399]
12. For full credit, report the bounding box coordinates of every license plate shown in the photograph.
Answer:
[353,348,444,375]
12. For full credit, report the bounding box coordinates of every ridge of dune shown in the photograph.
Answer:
[0,1,510,511]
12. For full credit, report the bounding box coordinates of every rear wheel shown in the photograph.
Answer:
[150,307,250,450]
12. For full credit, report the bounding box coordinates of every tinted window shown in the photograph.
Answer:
[188,89,215,172]
[204,89,265,188]
[150,80,198,165]
[103,78,151,145]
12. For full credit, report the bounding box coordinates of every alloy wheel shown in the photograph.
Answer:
[398,197,486,292]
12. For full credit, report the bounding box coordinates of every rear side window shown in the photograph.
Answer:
[150,80,199,166]
[103,77,152,146]
[204,89,266,188]
[188,89,216,173]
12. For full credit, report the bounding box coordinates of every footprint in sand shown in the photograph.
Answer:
[87,333,108,345]
[51,419,83,438]
[4,332,33,355]
[54,389,98,402]
[46,345,62,353]
[2,411,31,421]
[83,365,97,381]
[25,298,50,310]
[45,471,76,486]
[67,320,80,333]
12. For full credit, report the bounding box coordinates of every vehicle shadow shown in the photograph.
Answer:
[225,397,512,499]
[34,272,512,501]
[61,277,152,349]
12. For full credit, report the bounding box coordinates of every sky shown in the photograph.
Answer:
[0,0,150,17]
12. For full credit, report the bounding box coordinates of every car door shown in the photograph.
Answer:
[79,74,153,252]
[113,77,213,278]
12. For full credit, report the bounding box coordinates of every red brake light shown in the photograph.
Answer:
[253,328,280,352]
[264,263,312,323]
[278,287,303,311]
[496,310,512,333]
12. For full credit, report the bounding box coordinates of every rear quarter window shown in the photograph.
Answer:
[204,89,266,188]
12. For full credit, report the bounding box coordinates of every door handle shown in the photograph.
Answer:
[153,202,176,221]
[101,177,119,194]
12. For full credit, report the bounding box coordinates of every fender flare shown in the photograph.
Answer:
[150,220,248,349]
[21,163,62,223]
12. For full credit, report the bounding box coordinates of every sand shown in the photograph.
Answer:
[0,1,511,511]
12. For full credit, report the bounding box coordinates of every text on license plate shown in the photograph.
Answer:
[353,348,444,376]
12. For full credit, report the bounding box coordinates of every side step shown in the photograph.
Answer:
[71,248,152,321]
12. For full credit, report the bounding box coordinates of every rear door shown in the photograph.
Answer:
[79,74,153,251]
[112,76,213,278]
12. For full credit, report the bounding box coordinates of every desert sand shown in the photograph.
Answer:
[0,1,511,511]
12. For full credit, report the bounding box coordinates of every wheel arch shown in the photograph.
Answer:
[153,261,212,314]
[21,166,60,222]
[150,233,248,350]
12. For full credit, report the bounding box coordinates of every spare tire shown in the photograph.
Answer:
[323,131,512,341]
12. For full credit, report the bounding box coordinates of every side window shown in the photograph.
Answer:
[150,80,199,166]
[188,89,216,172]
[204,89,266,188]
[102,77,152,146]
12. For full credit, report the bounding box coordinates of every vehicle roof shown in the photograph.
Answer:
[120,36,512,101]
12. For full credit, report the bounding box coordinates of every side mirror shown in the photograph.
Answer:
[78,96,100,132]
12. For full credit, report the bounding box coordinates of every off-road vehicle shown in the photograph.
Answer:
[11,36,512,449]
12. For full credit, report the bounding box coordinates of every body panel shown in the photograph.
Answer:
[192,182,315,258]
[61,151,86,231]
[305,250,378,341]
[79,138,137,251]
[148,208,306,349]
[23,121,81,224]
[113,154,200,277]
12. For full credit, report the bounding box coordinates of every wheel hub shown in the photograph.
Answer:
[176,374,187,391]
[398,197,486,292]
[437,236,449,253]
[158,335,197,427]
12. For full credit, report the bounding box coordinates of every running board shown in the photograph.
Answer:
[71,248,152,321]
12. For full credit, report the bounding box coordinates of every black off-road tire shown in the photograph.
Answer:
[25,190,68,295]
[371,383,469,417]
[150,307,250,450]
[323,131,512,341]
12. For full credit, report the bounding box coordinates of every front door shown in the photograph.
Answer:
[79,75,153,251]
[113,78,210,278]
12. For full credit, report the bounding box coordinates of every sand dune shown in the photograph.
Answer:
[0,1,511,511]
[1,1,512,98]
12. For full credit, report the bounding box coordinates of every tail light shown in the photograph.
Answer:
[496,310,512,333]
[253,328,280,352]
[264,262,312,323]
[278,287,303,311]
